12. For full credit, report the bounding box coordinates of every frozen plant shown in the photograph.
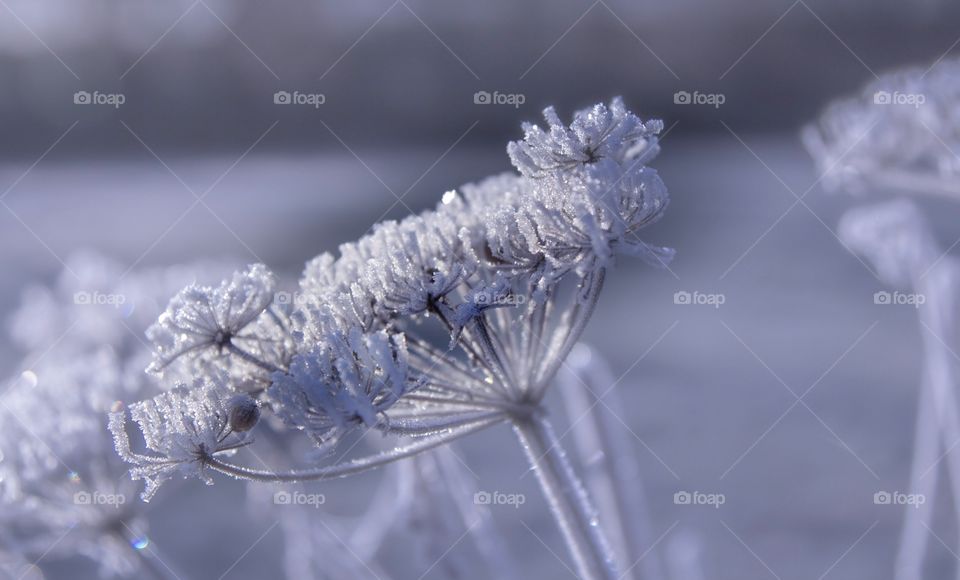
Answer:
[0,253,232,579]
[805,54,960,580]
[803,56,960,201]
[839,200,960,580]
[112,98,673,580]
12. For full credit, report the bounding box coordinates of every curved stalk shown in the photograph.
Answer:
[205,416,504,483]
[512,411,619,580]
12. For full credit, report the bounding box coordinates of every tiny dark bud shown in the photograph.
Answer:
[228,395,260,432]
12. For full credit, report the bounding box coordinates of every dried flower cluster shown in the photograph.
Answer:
[803,56,960,199]
[0,254,233,577]
[110,98,672,499]
[807,56,960,580]
[102,98,672,580]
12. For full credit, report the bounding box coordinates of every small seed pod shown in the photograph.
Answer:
[228,395,261,432]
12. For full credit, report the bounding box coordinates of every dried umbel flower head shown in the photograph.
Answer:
[507,97,672,274]
[508,97,662,175]
[116,98,672,580]
[0,254,235,577]
[119,96,673,481]
[803,56,960,200]
[109,379,255,501]
[146,263,293,391]
[268,324,415,449]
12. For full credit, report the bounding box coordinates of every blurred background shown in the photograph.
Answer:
[3,1,960,578]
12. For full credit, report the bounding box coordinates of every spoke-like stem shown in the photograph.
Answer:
[205,416,504,483]
[512,411,619,580]
[379,410,507,436]
[534,267,606,399]
[226,342,281,373]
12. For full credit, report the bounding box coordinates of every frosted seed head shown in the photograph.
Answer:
[145,263,290,389]
[267,325,413,450]
[507,96,662,177]
[110,379,252,501]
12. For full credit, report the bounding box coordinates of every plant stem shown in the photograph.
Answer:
[512,410,619,580]
[226,342,280,373]
[559,348,664,580]
[534,267,606,399]
[206,416,504,483]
